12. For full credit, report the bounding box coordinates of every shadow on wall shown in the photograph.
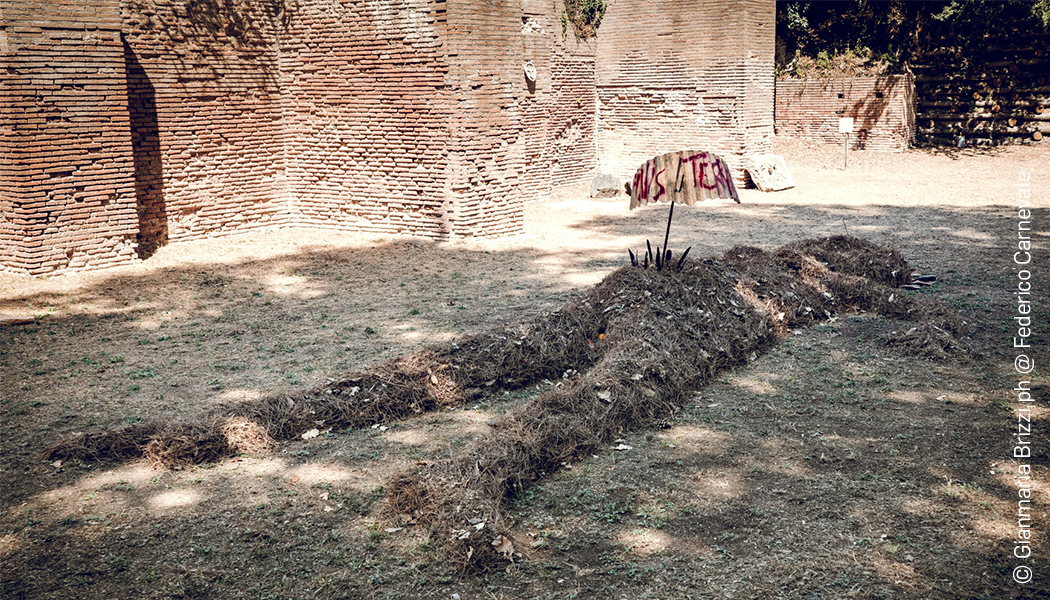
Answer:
[118,0,288,262]
[775,74,916,152]
[123,36,167,260]
[848,75,899,149]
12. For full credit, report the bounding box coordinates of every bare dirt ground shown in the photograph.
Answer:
[1,138,1048,599]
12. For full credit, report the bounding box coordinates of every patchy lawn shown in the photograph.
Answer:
[1,140,1048,598]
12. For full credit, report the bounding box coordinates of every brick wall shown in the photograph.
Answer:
[441,0,530,237]
[279,0,596,239]
[774,74,916,152]
[2,0,290,274]
[518,1,598,202]
[120,0,288,253]
[2,0,769,274]
[0,1,138,274]
[739,0,777,168]
[548,33,597,188]
[595,0,776,184]
[279,0,453,236]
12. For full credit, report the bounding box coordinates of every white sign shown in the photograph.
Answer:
[838,117,854,133]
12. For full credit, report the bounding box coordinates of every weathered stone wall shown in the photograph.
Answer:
[739,0,777,169]
[518,1,598,203]
[280,0,597,239]
[1,0,768,274]
[441,0,599,237]
[1,0,138,274]
[774,74,916,152]
[441,0,530,237]
[1,0,290,274]
[548,30,598,188]
[120,0,289,255]
[595,0,775,184]
[279,0,453,236]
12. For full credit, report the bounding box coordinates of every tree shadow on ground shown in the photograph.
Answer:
[0,202,1047,598]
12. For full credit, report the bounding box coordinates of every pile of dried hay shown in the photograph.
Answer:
[45,275,613,467]
[45,417,274,469]
[46,236,965,504]
[240,300,610,441]
[385,236,968,570]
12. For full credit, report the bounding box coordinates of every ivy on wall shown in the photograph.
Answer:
[561,0,607,40]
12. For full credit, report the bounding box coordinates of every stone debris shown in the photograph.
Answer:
[745,154,795,192]
[590,174,623,198]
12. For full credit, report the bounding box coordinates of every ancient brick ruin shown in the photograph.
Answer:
[597,0,774,182]
[774,74,917,152]
[0,0,775,275]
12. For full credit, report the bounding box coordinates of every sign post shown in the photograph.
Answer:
[838,117,854,169]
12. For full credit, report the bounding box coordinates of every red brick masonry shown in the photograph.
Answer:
[1,0,774,274]
[774,74,916,152]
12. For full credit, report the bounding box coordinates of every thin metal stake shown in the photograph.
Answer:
[662,201,675,262]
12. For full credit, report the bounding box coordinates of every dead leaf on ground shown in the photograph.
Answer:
[492,534,514,558]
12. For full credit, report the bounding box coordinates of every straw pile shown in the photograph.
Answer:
[46,235,965,549]
[384,236,967,570]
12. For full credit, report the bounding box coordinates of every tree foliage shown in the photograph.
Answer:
[777,1,1050,73]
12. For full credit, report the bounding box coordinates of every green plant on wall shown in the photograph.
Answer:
[815,49,832,71]
[562,0,607,40]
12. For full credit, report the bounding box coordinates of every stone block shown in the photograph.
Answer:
[745,154,794,192]
[590,173,622,197]
[0,312,34,326]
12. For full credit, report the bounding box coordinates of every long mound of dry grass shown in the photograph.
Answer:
[45,280,611,467]
[46,236,965,488]
[45,417,274,469]
[384,236,968,570]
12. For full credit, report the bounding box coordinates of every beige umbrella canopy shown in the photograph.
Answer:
[627,150,740,271]
[628,150,739,210]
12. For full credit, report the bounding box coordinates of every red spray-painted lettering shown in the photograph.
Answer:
[629,150,740,209]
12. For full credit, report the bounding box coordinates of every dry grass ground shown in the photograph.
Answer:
[1,139,1049,599]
